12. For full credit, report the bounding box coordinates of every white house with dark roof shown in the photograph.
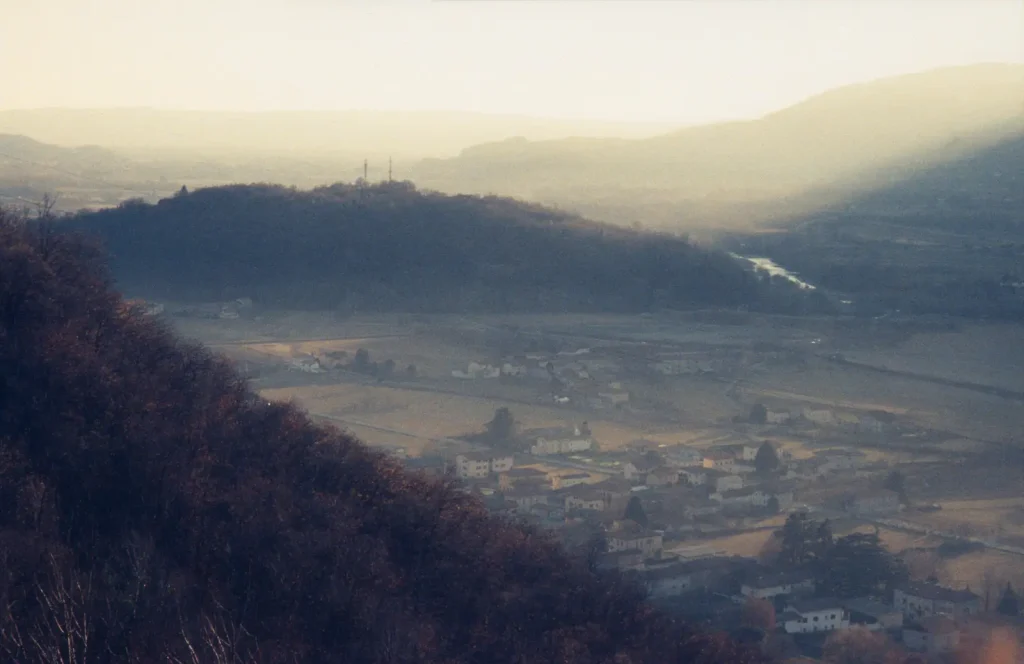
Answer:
[782,598,850,634]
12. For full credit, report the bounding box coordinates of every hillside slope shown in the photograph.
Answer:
[0,210,764,663]
[720,136,1024,319]
[411,64,1024,231]
[59,182,813,313]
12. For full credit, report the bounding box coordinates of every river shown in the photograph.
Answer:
[729,253,817,290]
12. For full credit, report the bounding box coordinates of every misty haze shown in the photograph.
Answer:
[1,1,1023,663]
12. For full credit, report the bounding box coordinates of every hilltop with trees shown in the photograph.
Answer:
[0,208,766,663]
[56,181,816,314]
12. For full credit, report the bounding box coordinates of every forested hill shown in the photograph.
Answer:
[0,209,761,663]
[60,182,809,313]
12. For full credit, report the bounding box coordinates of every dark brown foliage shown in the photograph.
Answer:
[0,209,760,663]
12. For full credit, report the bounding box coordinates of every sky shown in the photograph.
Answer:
[2,0,1022,124]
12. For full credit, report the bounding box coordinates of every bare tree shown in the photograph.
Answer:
[28,553,93,664]
[36,193,60,220]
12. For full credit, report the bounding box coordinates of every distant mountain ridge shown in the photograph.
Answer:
[410,63,1024,231]
[0,108,677,160]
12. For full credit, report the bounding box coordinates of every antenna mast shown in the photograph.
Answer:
[388,157,393,183]
[363,159,368,182]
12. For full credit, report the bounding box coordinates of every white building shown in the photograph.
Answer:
[606,524,663,556]
[782,598,850,634]
[712,487,768,507]
[455,453,514,479]
[527,426,593,456]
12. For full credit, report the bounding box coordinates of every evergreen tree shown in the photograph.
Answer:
[749,403,768,424]
[997,583,1020,617]
[485,407,516,444]
[754,441,780,475]
[623,496,648,528]
[884,470,909,505]
[819,533,908,598]
[775,513,833,568]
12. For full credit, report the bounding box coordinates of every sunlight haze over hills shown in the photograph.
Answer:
[3,0,1022,124]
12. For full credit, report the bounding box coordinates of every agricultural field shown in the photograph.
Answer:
[177,310,1024,591]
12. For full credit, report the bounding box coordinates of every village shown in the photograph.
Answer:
[165,306,1024,662]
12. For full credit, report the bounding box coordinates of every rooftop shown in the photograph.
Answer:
[844,598,898,618]
[502,467,547,478]
[744,570,816,589]
[791,597,845,614]
[523,426,580,439]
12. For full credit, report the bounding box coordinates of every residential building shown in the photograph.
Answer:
[645,466,679,487]
[498,467,548,490]
[661,445,704,468]
[606,522,663,556]
[766,410,792,425]
[703,449,739,473]
[741,445,760,462]
[782,598,851,634]
[894,582,982,620]
[741,571,816,600]
[591,477,633,505]
[903,617,960,654]
[623,457,656,483]
[844,598,904,631]
[563,486,607,512]
[703,469,744,493]
[712,487,768,508]
[679,468,708,486]
[684,498,723,518]
[818,449,868,472]
[525,426,593,456]
[552,472,591,489]
[454,452,514,479]
[802,408,838,426]
[503,486,550,512]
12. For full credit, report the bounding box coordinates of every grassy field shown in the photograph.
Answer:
[260,383,671,454]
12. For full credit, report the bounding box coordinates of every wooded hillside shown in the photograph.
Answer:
[60,182,813,313]
[0,209,761,663]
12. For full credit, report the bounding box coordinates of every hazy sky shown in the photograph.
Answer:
[2,0,1022,123]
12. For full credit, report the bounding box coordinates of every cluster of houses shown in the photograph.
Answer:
[757,406,900,437]
[448,348,634,411]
